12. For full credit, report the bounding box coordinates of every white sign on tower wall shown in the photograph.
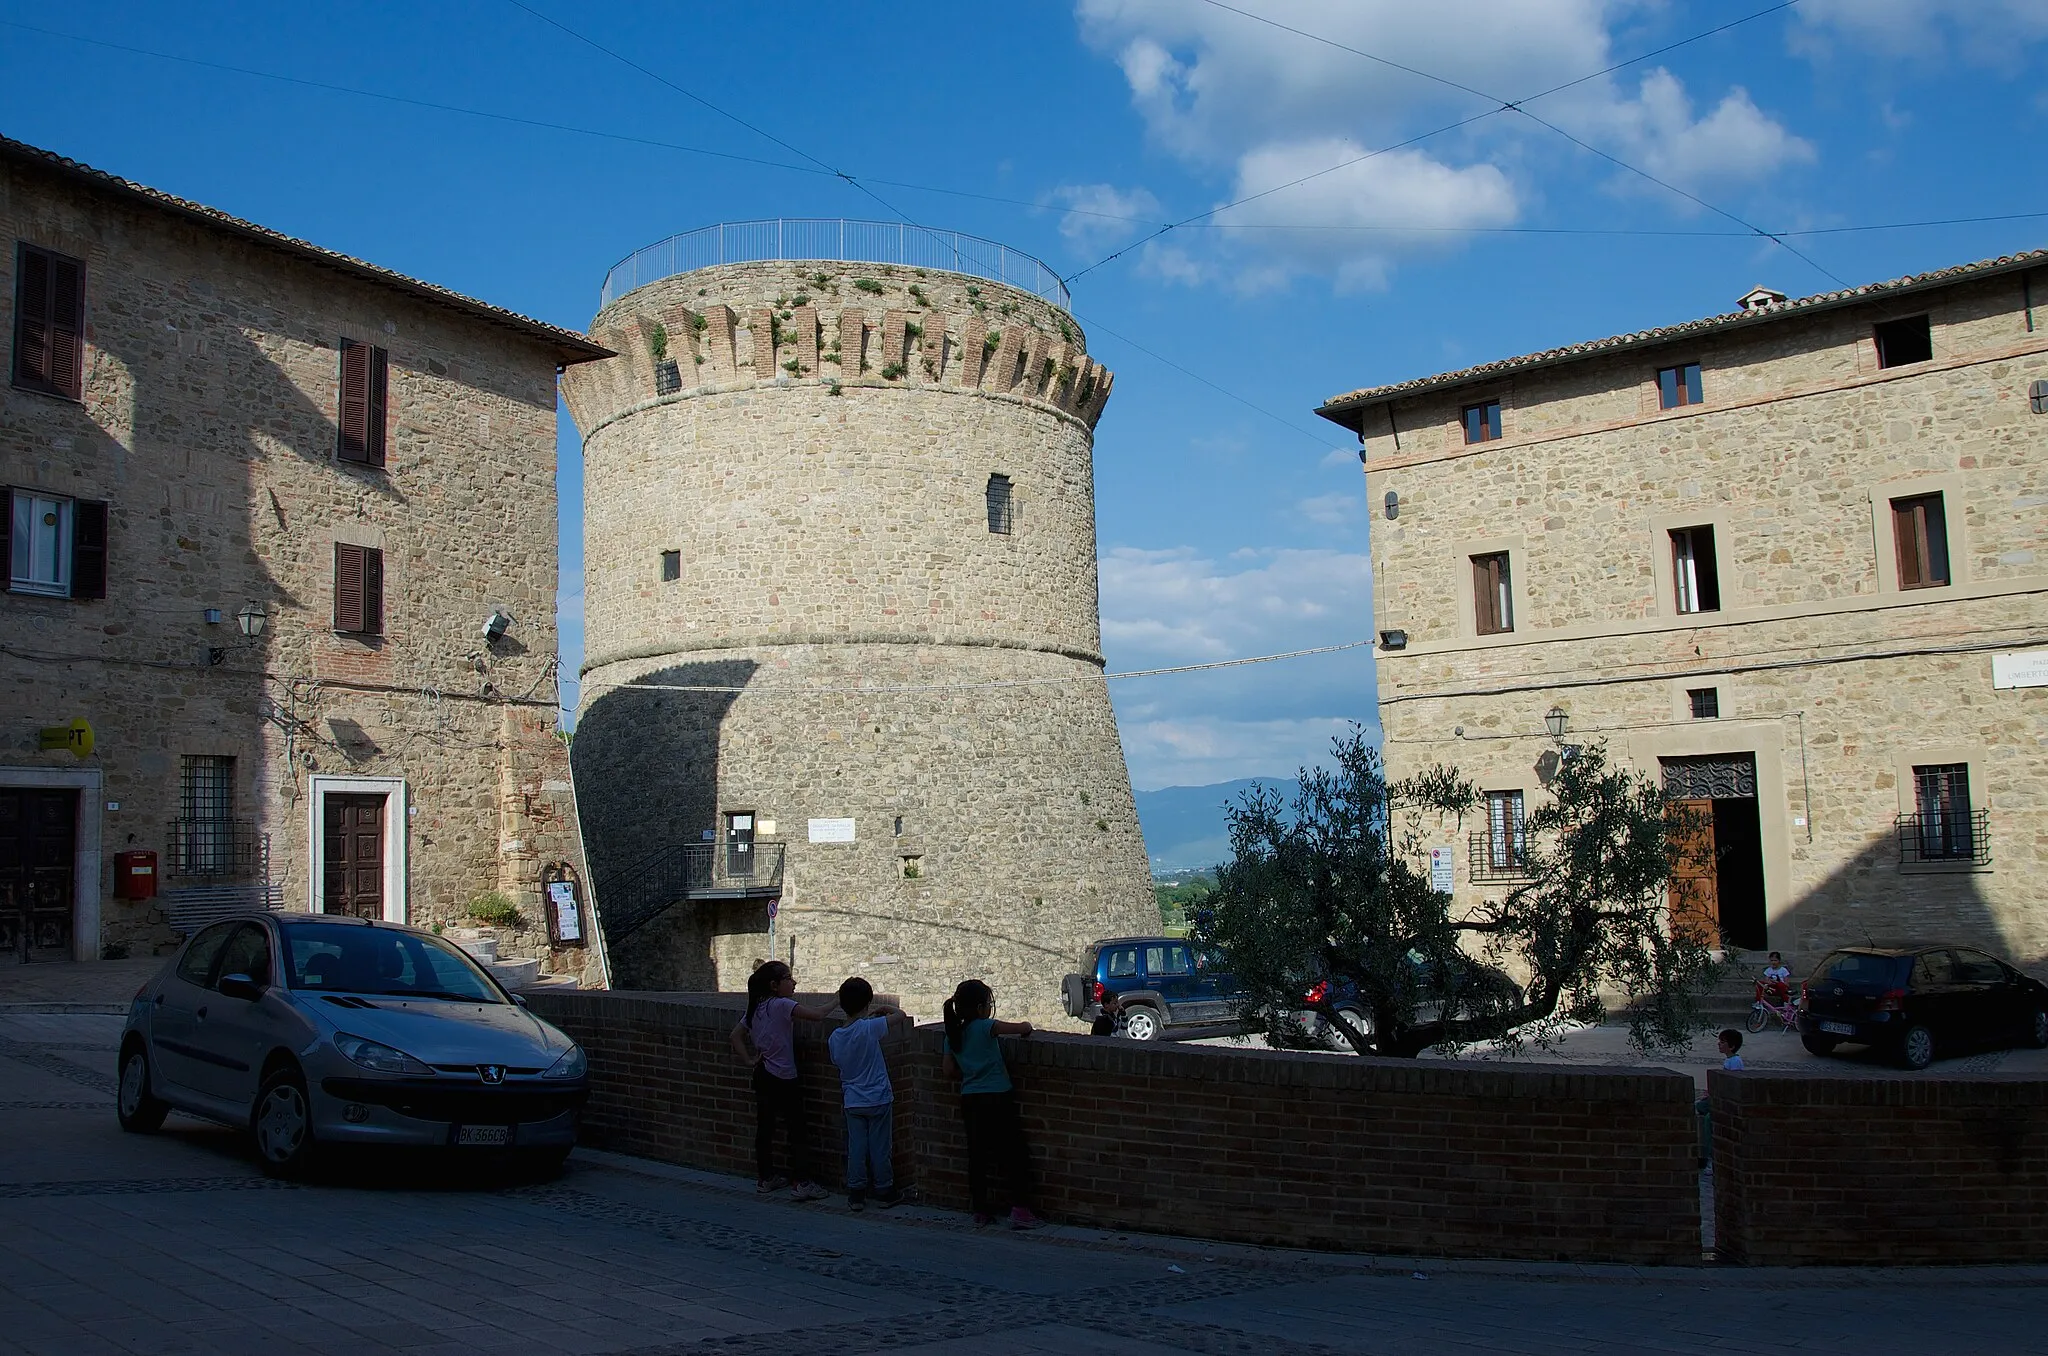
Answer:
[808,817,857,844]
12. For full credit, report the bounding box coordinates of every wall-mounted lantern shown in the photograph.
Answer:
[1544,706,1570,742]
[235,603,268,638]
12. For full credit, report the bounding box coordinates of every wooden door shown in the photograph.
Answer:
[0,790,77,962]
[1666,796,1719,944]
[322,794,385,919]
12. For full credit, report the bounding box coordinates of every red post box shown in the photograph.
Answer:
[114,849,157,901]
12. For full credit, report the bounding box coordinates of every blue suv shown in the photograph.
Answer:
[1060,936,1240,1040]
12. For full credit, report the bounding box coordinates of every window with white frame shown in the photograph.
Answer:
[9,492,71,596]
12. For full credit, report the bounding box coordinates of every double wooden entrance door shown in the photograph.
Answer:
[0,789,78,963]
[322,794,387,919]
[1663,754,1768,951]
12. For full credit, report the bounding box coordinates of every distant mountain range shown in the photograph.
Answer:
[1133,778,1299,874]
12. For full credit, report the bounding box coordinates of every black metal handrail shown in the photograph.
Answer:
[165,818,266,880]
[1467,832,1533,883]
[1895,809,1990,866]
[596,841,787,944]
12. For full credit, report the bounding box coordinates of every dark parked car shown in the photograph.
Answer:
[1060,936,1241,1040]
[1798,944,2048,1070]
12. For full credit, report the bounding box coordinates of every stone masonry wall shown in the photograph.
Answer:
[566,260,1151,1021]
[527,989,1703,1263]
[0,155,597,979]
[1353,271,2048,970]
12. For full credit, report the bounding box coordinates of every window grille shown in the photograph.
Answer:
[176,756,238,876]
[1467,790,1530,881]
[986,473,1013,534]
[1687,687,1720,719]
[1898,763,1988,864]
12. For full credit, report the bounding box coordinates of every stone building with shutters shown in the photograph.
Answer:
[1317,250,2048,972]
[0,135,610,978]
[563,224,1156,1021]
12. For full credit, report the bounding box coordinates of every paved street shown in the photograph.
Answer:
[3,1011,2045,1355]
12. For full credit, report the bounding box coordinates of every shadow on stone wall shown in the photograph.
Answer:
[572,659,755,988]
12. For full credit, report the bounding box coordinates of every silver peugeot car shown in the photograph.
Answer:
[117,911,588,1177]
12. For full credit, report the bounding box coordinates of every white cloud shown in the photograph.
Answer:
[1600,71,1815,190]
[1295,492,1361,526]
[1099,544,1377,786]
[1072,1,1811,285]
[1048,182,1162,245]
[1796,0,2048,64]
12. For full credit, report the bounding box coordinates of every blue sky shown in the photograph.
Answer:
[4,1,2044,788]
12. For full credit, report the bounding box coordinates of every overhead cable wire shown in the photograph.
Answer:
[1185,0,1844,286]
[10,20,2038,250]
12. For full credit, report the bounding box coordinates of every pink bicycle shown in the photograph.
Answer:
[1746,979,1798,1033]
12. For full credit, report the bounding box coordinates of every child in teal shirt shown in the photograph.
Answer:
[940,978,1043,1229]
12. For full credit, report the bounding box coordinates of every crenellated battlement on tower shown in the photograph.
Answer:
[561,259,1113,435]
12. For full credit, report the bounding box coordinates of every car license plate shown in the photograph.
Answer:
[456,1125,510,1147]
[1820,1021,1855,1036]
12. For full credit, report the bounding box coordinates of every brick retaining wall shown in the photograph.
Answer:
[526,990,1699,1263]
[1711,1069,2048,1264]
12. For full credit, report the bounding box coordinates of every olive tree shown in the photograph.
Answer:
[1197,728,1720,1058]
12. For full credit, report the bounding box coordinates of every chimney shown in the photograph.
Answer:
[1738,285,1787,313]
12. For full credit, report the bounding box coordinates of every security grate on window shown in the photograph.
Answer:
[986,473,1013,534]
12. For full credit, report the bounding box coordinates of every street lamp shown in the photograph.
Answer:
[1544,706,1569,742]
[235,603,268,639]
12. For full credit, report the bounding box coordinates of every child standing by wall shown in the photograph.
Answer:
[826,976,902,1211]
[729,960,830,1201]
[941,979,1044,1230]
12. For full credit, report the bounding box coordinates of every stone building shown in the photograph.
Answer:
[1317,251,2048,969]
[563,224,1155,1019]
[0,135,609,981]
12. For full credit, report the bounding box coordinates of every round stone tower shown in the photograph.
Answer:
[563,222,1155,1020]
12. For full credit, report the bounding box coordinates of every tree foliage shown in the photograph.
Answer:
[1198,728,1720,1058]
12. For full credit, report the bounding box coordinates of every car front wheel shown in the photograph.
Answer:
[1121,1004,1164,1041]
[1800,1033,1840,1056]
[116,1043,169,1133]
[1896,1024,1935,1071]
[2027,1009,2048,1050]
[1328,1006,1374,1052]
[253,1065,321,1179]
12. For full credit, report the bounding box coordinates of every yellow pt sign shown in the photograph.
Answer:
[38,718,94,758]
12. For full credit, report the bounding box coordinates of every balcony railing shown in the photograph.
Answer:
[595,841,788,945]
[1896,809,1991,866]
[599,220,1071,310]
[165,818,266,880]
[1467,832,1534,883]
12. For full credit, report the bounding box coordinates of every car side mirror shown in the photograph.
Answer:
[218,972,265,1003]
[512,993,529,1008]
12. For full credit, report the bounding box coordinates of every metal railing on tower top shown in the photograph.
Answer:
[598,220,1071,311]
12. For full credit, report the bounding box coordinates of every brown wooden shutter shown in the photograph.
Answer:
[13,245,51,391]
[70,499,107,599]
[362,546,384,634]
[0,487,12,593]
[49,253,84,399]
[366,346,388,466]
[334,542,365,631]
[1473,553,1512,635]
[338,340,370,462]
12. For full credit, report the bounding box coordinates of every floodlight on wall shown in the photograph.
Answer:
[483,610,514,641]
[235,603,268,638]
[1379,629,1408,651]
[1544,706,1570,741]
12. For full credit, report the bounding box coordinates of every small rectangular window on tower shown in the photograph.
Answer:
[12,242,86,399]
[986,474,1013,534]
[1657,363,1703,410]
[660,550,681,581]
[1874,315,1933,369]
[333,542,385,635]
[1471,551,1513,635]
[1688,687,1720,719]
[337,338,389,466]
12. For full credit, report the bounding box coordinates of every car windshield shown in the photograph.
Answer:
[281,922,503,1002]
[1811,951,1910,989]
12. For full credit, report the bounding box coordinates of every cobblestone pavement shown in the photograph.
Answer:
[0,960,164,1013]
[3,1013,2043,1356]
